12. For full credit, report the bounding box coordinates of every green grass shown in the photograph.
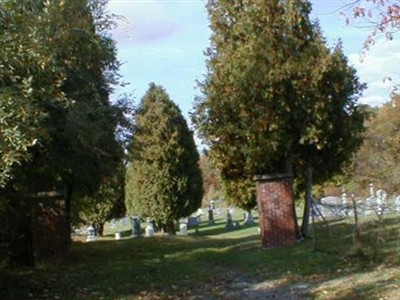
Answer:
[1,213,400,300]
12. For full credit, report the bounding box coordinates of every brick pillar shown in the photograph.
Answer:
[255,174,297,247]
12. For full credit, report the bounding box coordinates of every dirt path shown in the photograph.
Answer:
[154,268,311,300]
[191,277,310,299]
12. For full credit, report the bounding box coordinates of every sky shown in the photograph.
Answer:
[107,0,400,122]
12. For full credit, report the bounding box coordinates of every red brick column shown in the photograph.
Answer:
[255,174,298,247]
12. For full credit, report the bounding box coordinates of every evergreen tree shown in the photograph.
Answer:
[222,176,256,212]
[72,162,127,236]
[295,42,366,236]
[0,0,127,264]
[125,84,203,234]
[199,153,222,206]
[194,0,326,198]
[193,0,366,236]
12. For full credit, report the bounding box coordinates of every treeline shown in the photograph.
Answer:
[0,0,202,266]
[1,0,399,267]
[0,0,131,265]
[333,95,400,196]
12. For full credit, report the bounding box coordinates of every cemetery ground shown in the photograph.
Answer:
[1,211,400,300]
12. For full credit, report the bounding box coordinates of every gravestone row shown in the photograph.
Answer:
[315,185,400,219]
[85,207,254,241]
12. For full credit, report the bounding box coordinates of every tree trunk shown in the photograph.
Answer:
[165,220,176,235]
[301,163,313,237]
[286,161,301,239]
[352,195,363,254]
[96,223,104,236]
[63,182,72,252]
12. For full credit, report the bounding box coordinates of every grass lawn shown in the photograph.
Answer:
[1,212,400,300]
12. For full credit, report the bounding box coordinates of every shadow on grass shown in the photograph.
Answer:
[190,221,259,237]
[103,216,260,238]
[2,215,399,300]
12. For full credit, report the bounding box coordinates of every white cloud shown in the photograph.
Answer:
[348,39,400,106]
[108,0,184,45]
[369,79,394,89]
[359,96,385,107]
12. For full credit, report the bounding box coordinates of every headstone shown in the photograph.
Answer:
[395,195,400,212]
[86,225,96,242]
[320,196,340,206]
[313,203,333,218]
[226,209,234,230]
[210,200,215,210]
[145,218,154,237]
[208,208,215,225]
[341,190,348,206]
[365,183,376,210]
[369,183,375,199]
[365,183,376,209]
[115,232,121,240]
[110,219,116,229]
[131,216,141,238]
[187,216,198,227]
[179,223,188,235]
[197,208,204,216]
[319,194,351,217]
[376,189,387,214]
[243,210,254,225]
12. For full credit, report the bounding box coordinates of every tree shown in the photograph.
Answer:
[125,84,203,234]
[351,94,400,193]
[223,177,257,212]
[295,43,366,236]
[0,0,67,187]
[199,153,222,206]
[0,0,127,264]
[194,1,317,188]
[19,0,123,235]
[0,0,124,193]
[72,165,126,236]
[193,0,366,237]
[199,153,256,213]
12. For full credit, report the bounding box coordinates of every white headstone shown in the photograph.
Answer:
[145,218,154,237]
[86,225,96,242]
[320,196,340,206]
[341,191,348,206]
[376,189,387,214]
[369,183,375,198]
[179,223,188,235]
[110,219,116,229]
[395,195,400,212]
